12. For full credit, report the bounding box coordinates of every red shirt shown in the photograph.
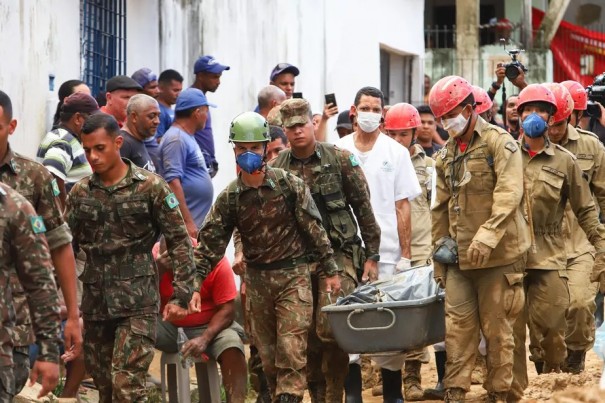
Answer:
[159,257,236,327]
[100,106,124,127]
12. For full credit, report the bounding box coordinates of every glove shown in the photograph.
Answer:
[467,240,492,268]
[395,257,411,273]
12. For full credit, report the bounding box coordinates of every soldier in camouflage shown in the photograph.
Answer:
[0,90,81,393]
[0,182,62,401]
[271,98,380,402]
[193,112,341,403]
[65,113,196,402]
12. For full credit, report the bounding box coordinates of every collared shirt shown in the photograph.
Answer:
[432,117,530,269]
[521,137,605,270]
[194,167,339,282]
[66,160,194,320]
[0,145,72,346]
[37,126,93,192]
[0,183,61,365]
[271,142,381,258]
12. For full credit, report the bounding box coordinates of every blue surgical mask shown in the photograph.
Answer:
[236,151,264,174]
[522,112,548,138]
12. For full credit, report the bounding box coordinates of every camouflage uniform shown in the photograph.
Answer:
[272,125,380,402]
[0,146,72,392]
[194,166,340,400]
[0,182,62,402]
[559,125,605,368]
[432,117,530,397]
[510,138,605,398]
[66,160,194,402]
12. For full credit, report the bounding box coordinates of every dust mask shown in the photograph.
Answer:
[442,107,470,138]
[357,111,382,133]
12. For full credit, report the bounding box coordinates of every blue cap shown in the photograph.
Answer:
[131,68,158,87]
[175,88,217,111]
[193,55,230,74]
[270,63,300,81]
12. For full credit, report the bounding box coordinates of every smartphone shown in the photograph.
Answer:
[325,93,337,107]
[293,92,303,99]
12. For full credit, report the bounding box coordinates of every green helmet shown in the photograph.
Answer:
[229,112,270,143]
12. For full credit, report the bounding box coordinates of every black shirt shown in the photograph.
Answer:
[119,130,156,173]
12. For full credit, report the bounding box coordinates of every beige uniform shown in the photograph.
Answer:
[432,117,530,394]
[410,144,434,265]
[510,138,605,399]
[559,125,605,353]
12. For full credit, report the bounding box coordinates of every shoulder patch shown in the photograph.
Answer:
[30,216,46,234]
[504,142,518,153]
[349,154,360,167]
[51,179,60,197]
[164,193,179,209]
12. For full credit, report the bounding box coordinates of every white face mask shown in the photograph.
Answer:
[357,111,382,133]
[442,108,470,138]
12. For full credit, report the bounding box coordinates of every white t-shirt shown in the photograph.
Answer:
[337,132,421,266]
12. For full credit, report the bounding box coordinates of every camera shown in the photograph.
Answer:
[587,72,605,118]
[501,39,528,80]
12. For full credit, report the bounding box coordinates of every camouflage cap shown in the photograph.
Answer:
[267,105,282,126]
[280,98,312,128]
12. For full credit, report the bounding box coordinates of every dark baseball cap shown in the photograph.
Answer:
[131,68,158,88]
[105,75,143,92]
[336,110,353,130]
[270,63,300,82]
[61,92,100,114]
[175,88,217,112]
[193,55,230,74]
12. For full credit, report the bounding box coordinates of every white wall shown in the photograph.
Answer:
[127,0,161,75]
[0,0,81,157]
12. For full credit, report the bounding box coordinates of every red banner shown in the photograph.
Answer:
[532,8,605,86]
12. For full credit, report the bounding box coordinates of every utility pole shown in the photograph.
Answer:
[456,0,479,82]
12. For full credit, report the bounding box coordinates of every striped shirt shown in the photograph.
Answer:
[36,127,92,192]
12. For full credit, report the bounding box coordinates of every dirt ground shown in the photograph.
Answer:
[16,343,605,402]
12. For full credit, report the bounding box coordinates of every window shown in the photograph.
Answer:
[80,0,127,96]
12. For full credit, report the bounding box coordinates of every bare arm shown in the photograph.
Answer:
[395,198,412,259]
[182,301,235,358]
[168,178,197,238]
[316,103,338,142]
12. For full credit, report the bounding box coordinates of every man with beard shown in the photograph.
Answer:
[119,94,160,173]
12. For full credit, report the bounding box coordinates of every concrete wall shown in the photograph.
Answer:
[0,0,425,185]
[0,0,81,157]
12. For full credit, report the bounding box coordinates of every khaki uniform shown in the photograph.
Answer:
[0,147,73,392]
[432,117,530,395]
[0,183,62,401]
[511,139,605,398]
[410,143,434,265]
[272,142,380,402]
[559,125,605,353]
[194,167,339,399]
[66,161,194,402]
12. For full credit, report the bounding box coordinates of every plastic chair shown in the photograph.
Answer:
[159,352,221,403]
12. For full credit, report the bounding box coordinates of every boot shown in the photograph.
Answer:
[533,361,544,375]
[404,360,424,401]
[488,391,508,403]
[255,370,271,403]
[444,387,466,403]
[563,349,586,374]
[542,362,561,374]
[471,354,487,385]
[278,393,303,403]
[344,363,363,403]
[424,350,446,400]
[308,381,326,403]
[381,368,403,401]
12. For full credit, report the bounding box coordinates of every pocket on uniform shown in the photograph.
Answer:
[117,197,153,238]
[503,272,525,317]
[78,267,102,315]
[297,287,312,304]
[74,199,102,241]
[320,182,346,211]
[108,263,157,313]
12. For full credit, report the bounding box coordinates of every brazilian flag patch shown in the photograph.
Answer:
[349,154,360,167]
[164,193,179,209]
[51,179,60,197]
[30,216,46,234]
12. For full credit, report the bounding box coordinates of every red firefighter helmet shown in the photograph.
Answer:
[384,103,421,130]
[429,75,474,118]
[561,80,588,111]
[542,82,574,123]
[472,85,494,115]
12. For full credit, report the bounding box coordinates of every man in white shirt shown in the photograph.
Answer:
[337,86,421,403]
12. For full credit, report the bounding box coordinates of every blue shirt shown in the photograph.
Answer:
[159,126,214,227]
[193,111,217,177]
[157,103,175,138]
